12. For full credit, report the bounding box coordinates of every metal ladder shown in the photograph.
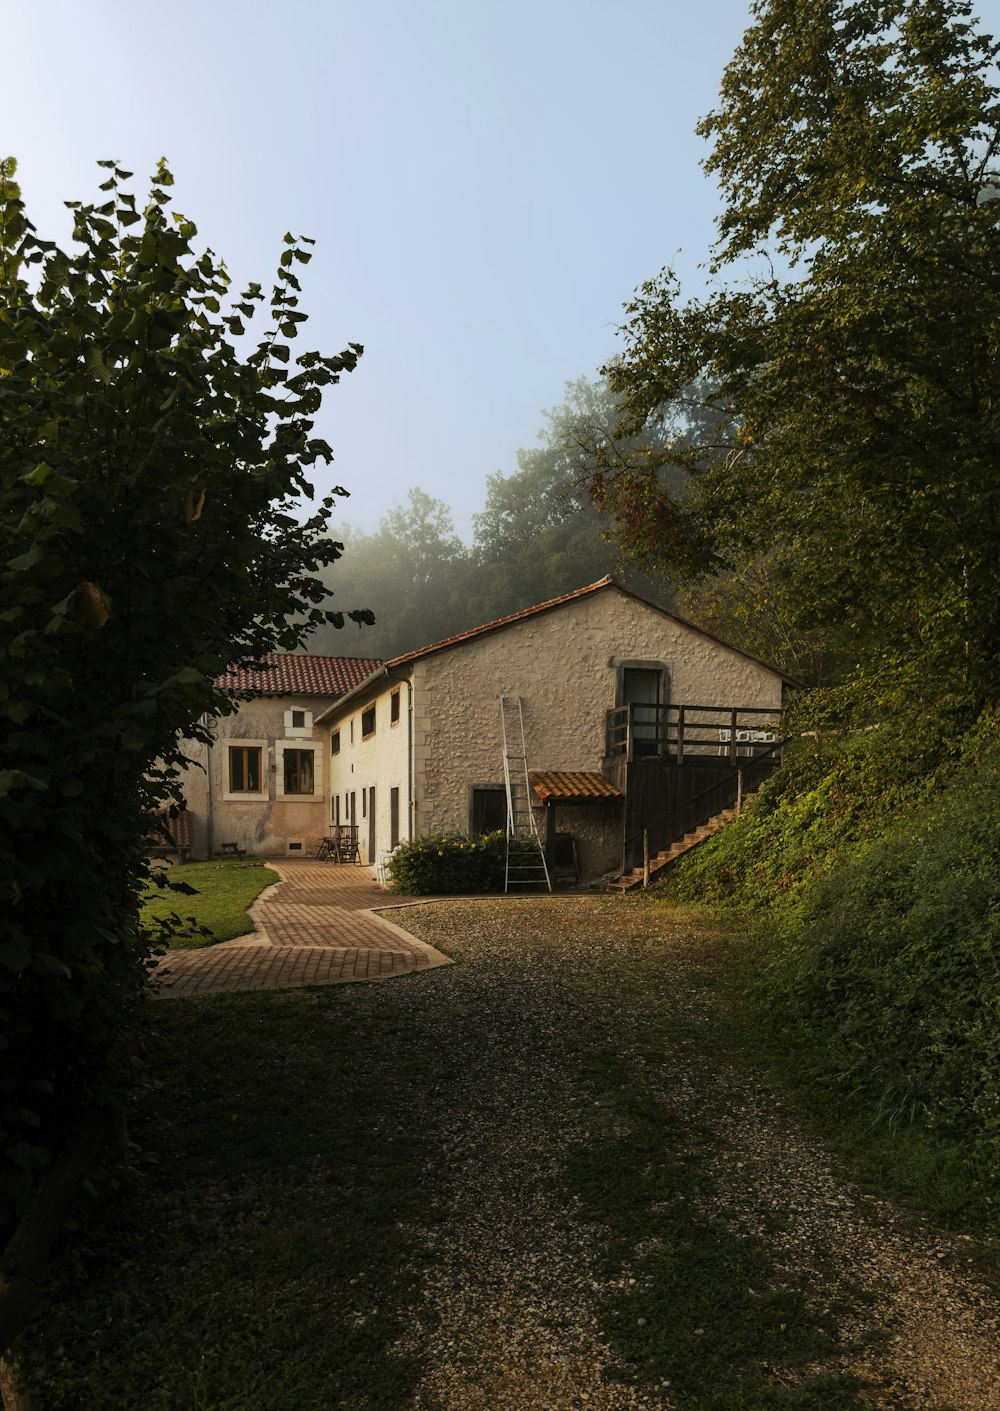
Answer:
[500,696,552,893]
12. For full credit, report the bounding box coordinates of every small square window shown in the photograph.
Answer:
[390,690,400,725]
[361,705,376,738]
[291,709,306,729]
[331,729,341,755]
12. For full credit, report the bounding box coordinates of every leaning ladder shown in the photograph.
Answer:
[500,696,552,894]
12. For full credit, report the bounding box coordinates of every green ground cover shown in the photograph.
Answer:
[666,711,1000,1234]
[142,859,280,949]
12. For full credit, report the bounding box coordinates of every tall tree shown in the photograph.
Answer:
[598,0,1000,701]
[313,488,474,658]
[471,376,675,619]
[0,159,368,1357]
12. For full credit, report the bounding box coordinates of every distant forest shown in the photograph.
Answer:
[311,375,835,683]
[309,376,674,661]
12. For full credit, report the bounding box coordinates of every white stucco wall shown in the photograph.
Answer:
[328,674,411,863]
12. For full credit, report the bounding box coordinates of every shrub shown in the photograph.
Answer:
[387,831,542,895]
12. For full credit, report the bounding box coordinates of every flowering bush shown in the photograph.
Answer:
[386,831,540,894]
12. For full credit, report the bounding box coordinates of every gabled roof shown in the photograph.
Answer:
[315,576,795,725]
[215,654,384,698]
[383,576,794,683]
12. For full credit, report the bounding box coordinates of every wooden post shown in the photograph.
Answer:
[730,706,738,763]
[677,705,686,764]
[627,705,634,761]
[737,766,744,815]
[643,830,650,889]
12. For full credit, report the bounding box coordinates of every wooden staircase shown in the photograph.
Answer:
[607,806,739,894]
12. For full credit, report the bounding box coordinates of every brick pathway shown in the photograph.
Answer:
[149,860,452,999]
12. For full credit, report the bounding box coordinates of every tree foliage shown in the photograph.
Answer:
[312,488,477,658]
[310,378,677,659]
[599,0,1000,701]
[0,159,368,1279]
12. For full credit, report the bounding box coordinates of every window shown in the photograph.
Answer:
[471,787,507,835]
[331,729,341,755]
[390,689,400,725]
[283,707,313,737]
[229,745,262,794]
[283,748,315,795]
[361,705,376,738]
[390,787,400,848]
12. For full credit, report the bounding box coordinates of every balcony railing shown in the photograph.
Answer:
[605,703,783,764]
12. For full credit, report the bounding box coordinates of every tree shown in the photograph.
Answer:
[311,488,475,658]
[599,0,1000,702]
[470,376,683,621]
[0,159,369,1359]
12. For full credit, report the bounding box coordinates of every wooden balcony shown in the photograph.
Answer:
[605,702,783,765]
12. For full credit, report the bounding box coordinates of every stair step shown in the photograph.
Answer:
[609,803,745,892]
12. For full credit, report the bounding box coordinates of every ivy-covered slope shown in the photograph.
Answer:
[670,712,1000,1202]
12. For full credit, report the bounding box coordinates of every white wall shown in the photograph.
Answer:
[327,675,411,864]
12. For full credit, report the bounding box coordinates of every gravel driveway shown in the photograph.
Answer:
[355,896,1000,1411]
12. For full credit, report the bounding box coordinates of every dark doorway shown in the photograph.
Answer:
[622,668,661,753]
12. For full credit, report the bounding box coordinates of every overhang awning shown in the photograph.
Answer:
[528,770,623,804]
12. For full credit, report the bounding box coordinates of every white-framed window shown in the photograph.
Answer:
[275,740,321,799]
[283,707,313,738]
[223,739,269,802]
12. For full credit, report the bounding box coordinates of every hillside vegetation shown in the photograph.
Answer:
[669,707,1000,1226]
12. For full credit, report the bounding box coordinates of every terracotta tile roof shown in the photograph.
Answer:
[215,654,384,698]
[147,806,192,850]
[528,770,623,803]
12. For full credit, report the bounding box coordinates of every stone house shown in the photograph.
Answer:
[177,653,382,860]
[316,577,790,882]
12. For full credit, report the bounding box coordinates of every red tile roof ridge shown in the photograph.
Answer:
[382,575,794,683]
[383,576,617,667]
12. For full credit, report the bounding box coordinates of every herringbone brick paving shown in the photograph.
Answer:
[150,860,452,999]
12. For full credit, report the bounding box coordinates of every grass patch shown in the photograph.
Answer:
[142,858,279,948]
[23,988,441,1410]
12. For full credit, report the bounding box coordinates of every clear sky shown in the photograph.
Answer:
[8,0,981,542]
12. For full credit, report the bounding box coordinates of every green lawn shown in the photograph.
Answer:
[142,858,280,949]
